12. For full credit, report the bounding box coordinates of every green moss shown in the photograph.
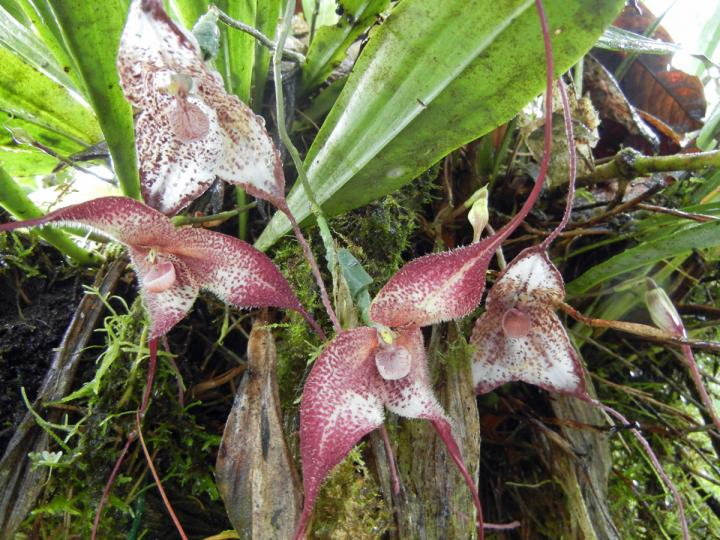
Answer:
[312,445,392,539]
[330,165,439,295]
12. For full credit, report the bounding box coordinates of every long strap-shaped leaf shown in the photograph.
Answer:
[256,0,624,250]
[47,0,141,200]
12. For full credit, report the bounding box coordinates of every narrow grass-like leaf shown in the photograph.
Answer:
[47,0,140,199]
[300,0,389,93]
[566,220,720,296]
[256,0,624,250]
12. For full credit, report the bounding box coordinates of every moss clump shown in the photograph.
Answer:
[330,165,439,295]
[312,445,392,539]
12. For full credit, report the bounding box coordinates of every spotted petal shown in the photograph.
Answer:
[136,87,225,215]
[471,248,587,398]
[172,227,304,313]
[382,327,446,420]
[297,327,385,540]
[118,0,202,107]
[0,196,177,247]
[370,238,498,328]
[200,80,286,207]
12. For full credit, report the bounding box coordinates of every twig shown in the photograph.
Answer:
[171,202,257,226]
[577,147,720,185]
[273,0,341,335]
[559,301,720,352]
[636,203,719,223]
[210,4,306,64]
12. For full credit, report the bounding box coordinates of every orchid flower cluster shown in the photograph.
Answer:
[0,1,699,539]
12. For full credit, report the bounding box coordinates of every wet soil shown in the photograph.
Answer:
[0,270,82,454]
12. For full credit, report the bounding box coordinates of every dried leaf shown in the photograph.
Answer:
[216,320,302,539]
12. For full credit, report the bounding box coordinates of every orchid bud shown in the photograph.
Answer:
[645,279,685,337]
[466,186,489,243]
[6,126,34,146]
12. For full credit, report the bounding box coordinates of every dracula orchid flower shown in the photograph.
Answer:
[117,0,286,215]
[298,325,483,540]
[470,247,588,399]
[0,196,316,338]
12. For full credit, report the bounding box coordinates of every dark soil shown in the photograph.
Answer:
[0,268,83,454]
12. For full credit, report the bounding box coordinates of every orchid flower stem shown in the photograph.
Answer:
[136,410,189,540]
[681,344,720,434]
[559,301,720,352]
[542,79,576,248]
[90,437,133,540]
[92,336,160,539]
[590,400,689,540]
[378,425,401,495]
[170,202,257,227]
[274,0,341,335]
[481,0,554,256]
[210,4,306,64]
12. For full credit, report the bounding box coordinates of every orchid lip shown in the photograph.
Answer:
[375,345,412,380]
[501,307,531,338]
[144,260,177,292]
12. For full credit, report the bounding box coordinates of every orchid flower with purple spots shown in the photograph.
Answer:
[0,196,316,338]
[297,321,483,540]
[117,0,285,215]
[470,247,588,399]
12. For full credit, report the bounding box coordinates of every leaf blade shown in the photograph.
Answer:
[256,0,624,250]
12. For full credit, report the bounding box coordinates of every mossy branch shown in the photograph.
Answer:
[0,166,101,266]
[578,148,720,185]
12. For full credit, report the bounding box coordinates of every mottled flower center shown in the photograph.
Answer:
[170,99,210,142]
[502,307,531,338]
[144,260,177,293]
[375,344,412,381]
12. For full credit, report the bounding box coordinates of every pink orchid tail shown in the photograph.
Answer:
[431,419,485,540]
[486,0,555,254]
[379,425,401,495]
[681,344,720,433]
[589,399,689,540]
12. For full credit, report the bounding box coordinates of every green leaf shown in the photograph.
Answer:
[0,164,100,265]
[0,113,86,177]
[0,4,78,91]
[10,0,81,85]
[595,25,680,55]
[301,0,389,93]
[0,48,100,144]
[302,0,339,33]
[256,0,625,250]
[250,0,282,108]
[566,220,720,297]
[47,0,140,199]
